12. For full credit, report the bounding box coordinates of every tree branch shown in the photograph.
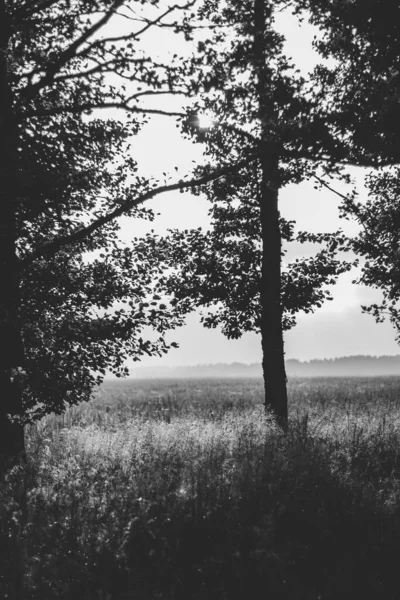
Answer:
[22,0,126,98]
[312,175,351,202]
[20,157,256,270]
[51,57,150,84]
[23,102,186,119]
[128,89,187,100]
[290,148,400,169]
[312,174,368,232]
[22,0,197,98]
[129,1,196,40]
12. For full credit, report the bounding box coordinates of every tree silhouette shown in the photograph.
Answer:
[143,0,359,429]
[300,0,400,356]
[0,0,239,464]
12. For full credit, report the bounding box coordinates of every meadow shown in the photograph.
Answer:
[2,376,400,599]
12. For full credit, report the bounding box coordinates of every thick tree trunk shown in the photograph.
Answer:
[254,0,288,430]
[0,1,26,468]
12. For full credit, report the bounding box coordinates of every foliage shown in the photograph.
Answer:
[144,0,355,341]
[3,0,195,422]
[150,226,352,338]
[297,0,400,344]
[341,167,400,342]
[297,0,400,165]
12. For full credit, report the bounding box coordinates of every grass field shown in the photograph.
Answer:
[2,376,400,599]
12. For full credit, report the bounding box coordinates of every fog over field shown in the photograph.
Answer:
[126,355,400,379]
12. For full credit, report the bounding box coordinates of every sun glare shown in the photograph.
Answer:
[198,113,214,129]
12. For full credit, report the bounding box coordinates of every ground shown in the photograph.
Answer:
[2,376,400,599]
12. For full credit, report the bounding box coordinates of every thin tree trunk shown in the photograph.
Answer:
[258,163,288,430]
[0,0,26,468]
[254,0,288,430]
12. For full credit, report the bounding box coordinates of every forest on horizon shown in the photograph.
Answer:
[128,355,400,378]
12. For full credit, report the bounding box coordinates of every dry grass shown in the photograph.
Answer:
[2,376,400,599]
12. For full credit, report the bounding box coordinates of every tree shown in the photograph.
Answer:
[296,0,400,165]
[1,0,242,465]
[342,172,400,343]
[296,0,400,351]
[142,0,357,429]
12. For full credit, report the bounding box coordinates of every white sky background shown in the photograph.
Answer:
[104,4,400,367]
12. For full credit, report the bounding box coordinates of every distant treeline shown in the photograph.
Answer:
[286,355,400,377]
[130,355,400,379]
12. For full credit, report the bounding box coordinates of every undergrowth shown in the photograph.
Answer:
[2,377,400,599]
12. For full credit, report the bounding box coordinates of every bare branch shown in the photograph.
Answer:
[113,10,141,22]
[20,157,256,269]
[129,1,196,40]
[136,19,220,31]
[127,89,187,99]
[312,175,351,202]
[72,1,196,59]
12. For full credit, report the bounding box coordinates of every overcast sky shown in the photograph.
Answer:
[111,6,400,367]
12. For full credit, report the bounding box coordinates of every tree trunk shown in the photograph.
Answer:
[0,0,26,468]
[254,0,288,430]
[258,164,288,430]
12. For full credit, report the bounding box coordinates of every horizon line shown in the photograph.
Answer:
[133,354,400,368]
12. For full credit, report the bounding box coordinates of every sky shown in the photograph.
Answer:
[107,4,400,368]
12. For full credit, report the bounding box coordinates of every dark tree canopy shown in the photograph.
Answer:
[1,0,198,423]
[299,0,400,165]
[297,0,400,344]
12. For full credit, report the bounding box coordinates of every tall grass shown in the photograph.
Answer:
[2,377,400,599]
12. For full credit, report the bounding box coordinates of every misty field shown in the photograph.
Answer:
[2,377,400,599]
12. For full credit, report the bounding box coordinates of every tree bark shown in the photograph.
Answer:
[0,0,26,468]
[254,0,288,430]
[258,158,288,430]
